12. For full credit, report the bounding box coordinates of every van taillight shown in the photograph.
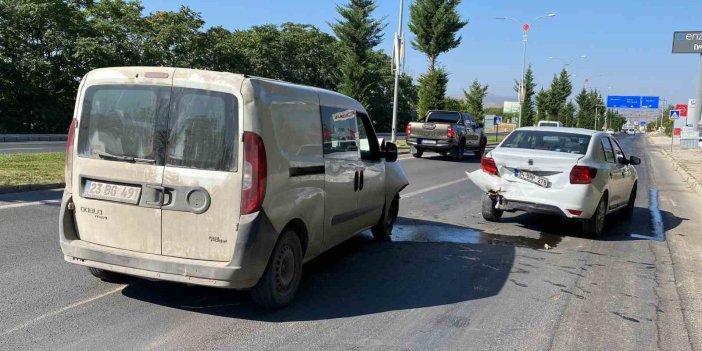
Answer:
[241,132,267,215]
[64,119,77,192]
[447,126,455,139]
[570,165,597,184]
[405,123,411,135]
[481,156,498,176]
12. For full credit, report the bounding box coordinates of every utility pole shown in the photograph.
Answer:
[390,0,405,143]
[693,54,702,128]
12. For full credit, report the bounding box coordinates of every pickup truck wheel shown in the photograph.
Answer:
[88,267,132,283]
[481,193,503,222]
[411,146,423,158]
[371,195,399,240]
[250,229,303,308]
[452,142,465,161]
[583,196,607,237]
[474,140,486,158]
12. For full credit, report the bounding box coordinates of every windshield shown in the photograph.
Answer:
[501,130,591,155]
[426,112,460,123]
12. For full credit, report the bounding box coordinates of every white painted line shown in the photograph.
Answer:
[0,285,125,337]
[401,178,468,199]
[0,199,61,209]
[669,199,678,207]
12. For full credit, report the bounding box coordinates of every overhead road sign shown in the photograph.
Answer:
[672,31,702,54]
[669,110,681,120]
[640,121,647,127]
[607,96,641,108]
[641,96,660,109]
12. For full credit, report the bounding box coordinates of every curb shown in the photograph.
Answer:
[0,182,65,195]
[653,140,702,197]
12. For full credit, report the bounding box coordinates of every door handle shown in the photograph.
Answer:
[145,185,165,206]
[354,171,359,192]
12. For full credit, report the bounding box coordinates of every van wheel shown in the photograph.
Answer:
[250,229,303,308]
[87,267,131,283]
[411,146,423,158]
[372,195,399,240]
[583,196,607,237]
[481,193,503,222]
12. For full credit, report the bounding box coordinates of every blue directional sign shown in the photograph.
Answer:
[641,96,660,109]
[607,96,642,108]
[640,121,647,127]
[494,116,502,125]
[669,110,681,120]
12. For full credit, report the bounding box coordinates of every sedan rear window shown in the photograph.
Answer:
[501,130,591,155]
[426,112,460,123]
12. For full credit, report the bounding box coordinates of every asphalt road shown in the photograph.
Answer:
[1,135,701,350]
[0,141,66,154]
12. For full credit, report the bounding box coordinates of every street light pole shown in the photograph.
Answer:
[497,13,555,128]
[390,0,405,144]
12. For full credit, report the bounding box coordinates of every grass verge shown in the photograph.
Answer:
[0,152,65,186]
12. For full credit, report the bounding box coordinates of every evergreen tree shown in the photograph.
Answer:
[513,65,536,126]
[416,68,449,118]
[558,101,576,127]
[464,79,489,121]
[408,0,468,72]
[547,68,572,119]
[535,88,551,123]
[331,0,386,106]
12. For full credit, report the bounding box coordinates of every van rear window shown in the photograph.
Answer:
[77,85,238,171]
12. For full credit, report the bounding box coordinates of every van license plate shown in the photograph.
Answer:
[83,180,141,204]
[514,169,549,188]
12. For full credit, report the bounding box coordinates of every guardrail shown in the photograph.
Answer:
[0,134,67,142]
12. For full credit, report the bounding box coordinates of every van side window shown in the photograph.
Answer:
[321,106,360,160]
[166,88,238,171]
[356,112,380,161]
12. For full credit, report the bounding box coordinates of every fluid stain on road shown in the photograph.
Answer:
[393,218,563,249]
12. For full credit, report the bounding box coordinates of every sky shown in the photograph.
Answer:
[140,0,702,107]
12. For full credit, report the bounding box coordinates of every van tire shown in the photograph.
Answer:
[481,193,503,222]
[87,267,131,283]
[250,229,303,308]
[372,195,399,240]
[411,146,423,158]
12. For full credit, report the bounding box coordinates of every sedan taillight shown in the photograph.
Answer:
[570,165,597,184]
[481,156,499,176]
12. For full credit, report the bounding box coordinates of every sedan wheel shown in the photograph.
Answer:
[583,196,607,237]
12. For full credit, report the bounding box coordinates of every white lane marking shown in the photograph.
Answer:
[0,199,61,209]
[398,155,413,161]
[0,285,126,337]
[401,178,468,199]
[669,199,678,207]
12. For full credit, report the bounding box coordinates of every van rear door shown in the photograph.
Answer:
[160,70,242,261]
[72,68,174,254]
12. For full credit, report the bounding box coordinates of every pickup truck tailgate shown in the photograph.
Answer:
[410,122,449,139]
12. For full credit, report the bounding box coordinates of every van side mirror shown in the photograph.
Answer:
[383,142,398,162]
[629,156,641,165]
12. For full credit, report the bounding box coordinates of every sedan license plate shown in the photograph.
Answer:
[421,139,437,145]
[514,169,549,188]
[83,180,141,204]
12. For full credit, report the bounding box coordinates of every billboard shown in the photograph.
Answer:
[672,31,702,54]
[503,101,521,114]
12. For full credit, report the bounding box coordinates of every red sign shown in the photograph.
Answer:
[676,104,688,117]
[523,24,530,31]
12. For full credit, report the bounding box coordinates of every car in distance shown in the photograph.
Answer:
[537,121,563,128]
[626,128,636,135]
[468,127,640,237]
[406,110,486,160]
[606,129,615,135]
[60,67,409,308]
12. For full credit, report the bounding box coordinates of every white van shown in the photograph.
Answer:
[537,121,563,128]
[60,67,409,307]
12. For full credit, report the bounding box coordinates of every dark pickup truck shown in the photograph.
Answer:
[406,110,487,161]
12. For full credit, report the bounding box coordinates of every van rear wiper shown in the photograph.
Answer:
[96,151,155,164]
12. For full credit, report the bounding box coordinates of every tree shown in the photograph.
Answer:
[416,68,449,118]
[464,79,489,121]
[535,88,551,123]
[513,65,536,126]
[443,97,465,111]
[409,0,467,72]
[331,0,386,105]
[409,0,466,118]
[558,101,576,127]
[363,50,417,131]
[547,68,572,119]
[575,88,605,129]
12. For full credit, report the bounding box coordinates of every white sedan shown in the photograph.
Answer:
[468,127,640,237]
